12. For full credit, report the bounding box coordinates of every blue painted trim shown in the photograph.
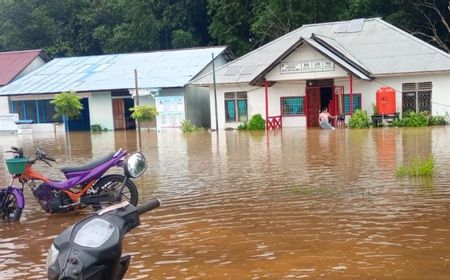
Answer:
[35,100,40,123]
[23,101,27,120]
[42,100,47,122]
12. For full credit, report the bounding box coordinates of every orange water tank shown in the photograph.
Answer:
[376,87,396,115]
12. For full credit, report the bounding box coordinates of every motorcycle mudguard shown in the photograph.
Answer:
[0,187,24,209]
[11,188,24,209]
[117,255,131,279]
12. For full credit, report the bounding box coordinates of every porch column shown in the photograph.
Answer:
[349,74,353,115]
[264,79,269,129]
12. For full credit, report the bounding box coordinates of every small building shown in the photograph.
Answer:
[0,49,49,115]
[191,18,450,129]
[0,47,233,131]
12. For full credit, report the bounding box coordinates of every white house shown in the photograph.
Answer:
[0,47,233,131]
[191,18,450,129]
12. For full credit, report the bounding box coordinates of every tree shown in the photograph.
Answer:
[410,0,450,53]
[50,91,83,131]
[0,0,58,51]
[129,105,158,123]
[207,0,255,56]
[172,29,200,48]
[251,0,343,46]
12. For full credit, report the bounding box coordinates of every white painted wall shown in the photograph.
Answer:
[211,71,450,129]
[89,91,114,130]
[0,96,8,114]
[336,72,450,117]
[266,44,349,82]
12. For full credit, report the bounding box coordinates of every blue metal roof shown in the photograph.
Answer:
[0,47,228,95]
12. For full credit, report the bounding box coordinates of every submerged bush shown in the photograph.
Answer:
[247,114,266,130]
[90,124,108,132]
[348,110,371,129]
[180,120,199,133]
[395,156,435,177]
[391,111,448,127]
[237,122,248,130]
[428,115,448,126]
[399,111,428,127]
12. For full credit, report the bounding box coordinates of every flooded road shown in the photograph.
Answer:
[1,127,450,279]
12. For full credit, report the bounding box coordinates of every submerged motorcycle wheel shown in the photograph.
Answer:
[1,192,22,221]
[91,174,139,211]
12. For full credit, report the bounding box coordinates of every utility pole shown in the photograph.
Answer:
[134,69,142,151]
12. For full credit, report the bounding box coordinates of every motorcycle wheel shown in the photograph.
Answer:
[1,191,23,221]
[91,174,138,211]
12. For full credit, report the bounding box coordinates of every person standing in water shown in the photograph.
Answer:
[318,107,337,130]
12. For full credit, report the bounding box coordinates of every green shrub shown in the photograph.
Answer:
[247,114,266,130]
[180,120,199,133]
[395,156,435,177]
[391,111,448,127]
[428,115,448,126]
[348,110,371,129]
[400,111,428,127]
[237,122,248,130]
[90,124,108,132]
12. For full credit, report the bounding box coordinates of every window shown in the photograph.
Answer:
[11,101,25,120]
[10,100,60,123]
[343,94,361,114]
[225,92,247,122]
[281,97,305,116]
[402,82,432,113]
[38,100,59,123]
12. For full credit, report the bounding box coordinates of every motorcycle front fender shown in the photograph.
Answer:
[10,187,24,209]
[0,186,24,209]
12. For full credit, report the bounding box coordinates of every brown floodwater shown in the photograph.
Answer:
[0,127,450,279]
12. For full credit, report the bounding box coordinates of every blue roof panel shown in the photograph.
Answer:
[0,47,227,95]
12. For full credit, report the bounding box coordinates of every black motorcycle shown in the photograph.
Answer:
[46,198,161,280]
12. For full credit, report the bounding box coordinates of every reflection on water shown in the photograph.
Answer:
[1,127,450,279]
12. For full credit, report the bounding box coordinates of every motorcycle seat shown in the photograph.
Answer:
[60,152,116,173]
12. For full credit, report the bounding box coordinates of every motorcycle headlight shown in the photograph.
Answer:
[46,244,59,269]
[124,152,147,178]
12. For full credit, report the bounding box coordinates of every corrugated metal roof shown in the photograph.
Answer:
[0,47,228,95]
[191,18,450,85]
[0,49,46,86]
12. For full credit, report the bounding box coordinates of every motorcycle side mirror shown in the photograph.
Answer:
[124,153,147,178]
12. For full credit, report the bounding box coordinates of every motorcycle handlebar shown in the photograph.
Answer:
[137,198,161,216]
[46,156,56,162]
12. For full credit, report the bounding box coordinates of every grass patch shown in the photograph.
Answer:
[395,156,435,177]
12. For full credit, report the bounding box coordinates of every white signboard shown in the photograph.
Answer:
[280,59,335,74]
[155,96,185,129]
[128,88,161,98]
[0,114,18,131]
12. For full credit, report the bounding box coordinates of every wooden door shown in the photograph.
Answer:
[306,87,321,127]
[112,99,126,130]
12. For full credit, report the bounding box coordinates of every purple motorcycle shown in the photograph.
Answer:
[0,147,147,221]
